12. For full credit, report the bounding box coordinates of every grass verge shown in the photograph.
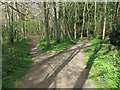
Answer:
[2,38,33,89]
[83,39,120,88]
[38,38,78,51]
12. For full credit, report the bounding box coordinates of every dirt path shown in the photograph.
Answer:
[16,36,96,88]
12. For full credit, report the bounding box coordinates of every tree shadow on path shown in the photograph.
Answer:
[38,42,88,88]
[73,41,103,88]
[32,41,90,71]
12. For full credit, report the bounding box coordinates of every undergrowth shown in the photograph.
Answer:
[38,38,78,51]
[2,38,33,89]
[83,39,120,88]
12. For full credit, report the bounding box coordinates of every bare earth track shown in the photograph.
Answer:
[16,36,96,88]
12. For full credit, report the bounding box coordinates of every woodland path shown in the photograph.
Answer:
[16,36,96,88]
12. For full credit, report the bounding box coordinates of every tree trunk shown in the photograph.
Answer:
[117,2,120,17]
[87,2,90,38]
[7,4,14,44]
[66,24,73,42]
[81,3,86,40]
[23,3,26,38]
[53,2,60,43]
[11,3,14,44]
[62,4,66,38]
[44,2,50,47]
[94,1,96,35]
[58,2,62,41]
[102,0,107,40]
[74,3,77,39]
[64,6,73,41]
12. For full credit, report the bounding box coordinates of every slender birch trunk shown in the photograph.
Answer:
[94,1,96,35]
[81,2,86,40]
[87,2,90,38]
[102,0,107,40]
[74,3,77,39]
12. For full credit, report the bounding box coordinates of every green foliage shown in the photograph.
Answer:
[83,39,120,88]
[38,38,78,51]
[2,20,24,43]
[26,20,42,36]
[86,35,95,40]
[2,38,33,89]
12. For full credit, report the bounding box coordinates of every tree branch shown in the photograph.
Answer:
[0,2,25,16]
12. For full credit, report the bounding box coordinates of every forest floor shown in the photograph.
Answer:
[15,36,97,88]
